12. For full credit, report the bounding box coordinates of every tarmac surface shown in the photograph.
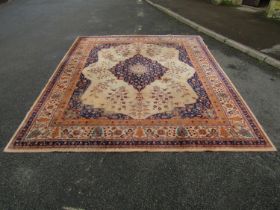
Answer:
[151,0,280,60]
[0,0,280,209]
[0,0,8,4]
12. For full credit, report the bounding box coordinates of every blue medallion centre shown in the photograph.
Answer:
[110,54,168,91]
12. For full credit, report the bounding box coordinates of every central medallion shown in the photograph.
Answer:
[110,54,168,91]
[79,43,199,119]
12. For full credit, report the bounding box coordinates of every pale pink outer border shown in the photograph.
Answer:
[4,35,277,153]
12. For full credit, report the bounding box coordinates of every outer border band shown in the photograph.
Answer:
[4,35,277,152]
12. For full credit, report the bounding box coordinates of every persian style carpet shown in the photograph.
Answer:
[5,35,276,152]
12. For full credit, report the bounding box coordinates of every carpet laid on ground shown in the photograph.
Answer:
[4,35,276,152]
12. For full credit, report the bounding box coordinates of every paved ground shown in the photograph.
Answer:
[0,0,280,209]
[150,0,280,60]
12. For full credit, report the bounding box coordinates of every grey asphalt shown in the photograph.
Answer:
[0,0,280,209]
